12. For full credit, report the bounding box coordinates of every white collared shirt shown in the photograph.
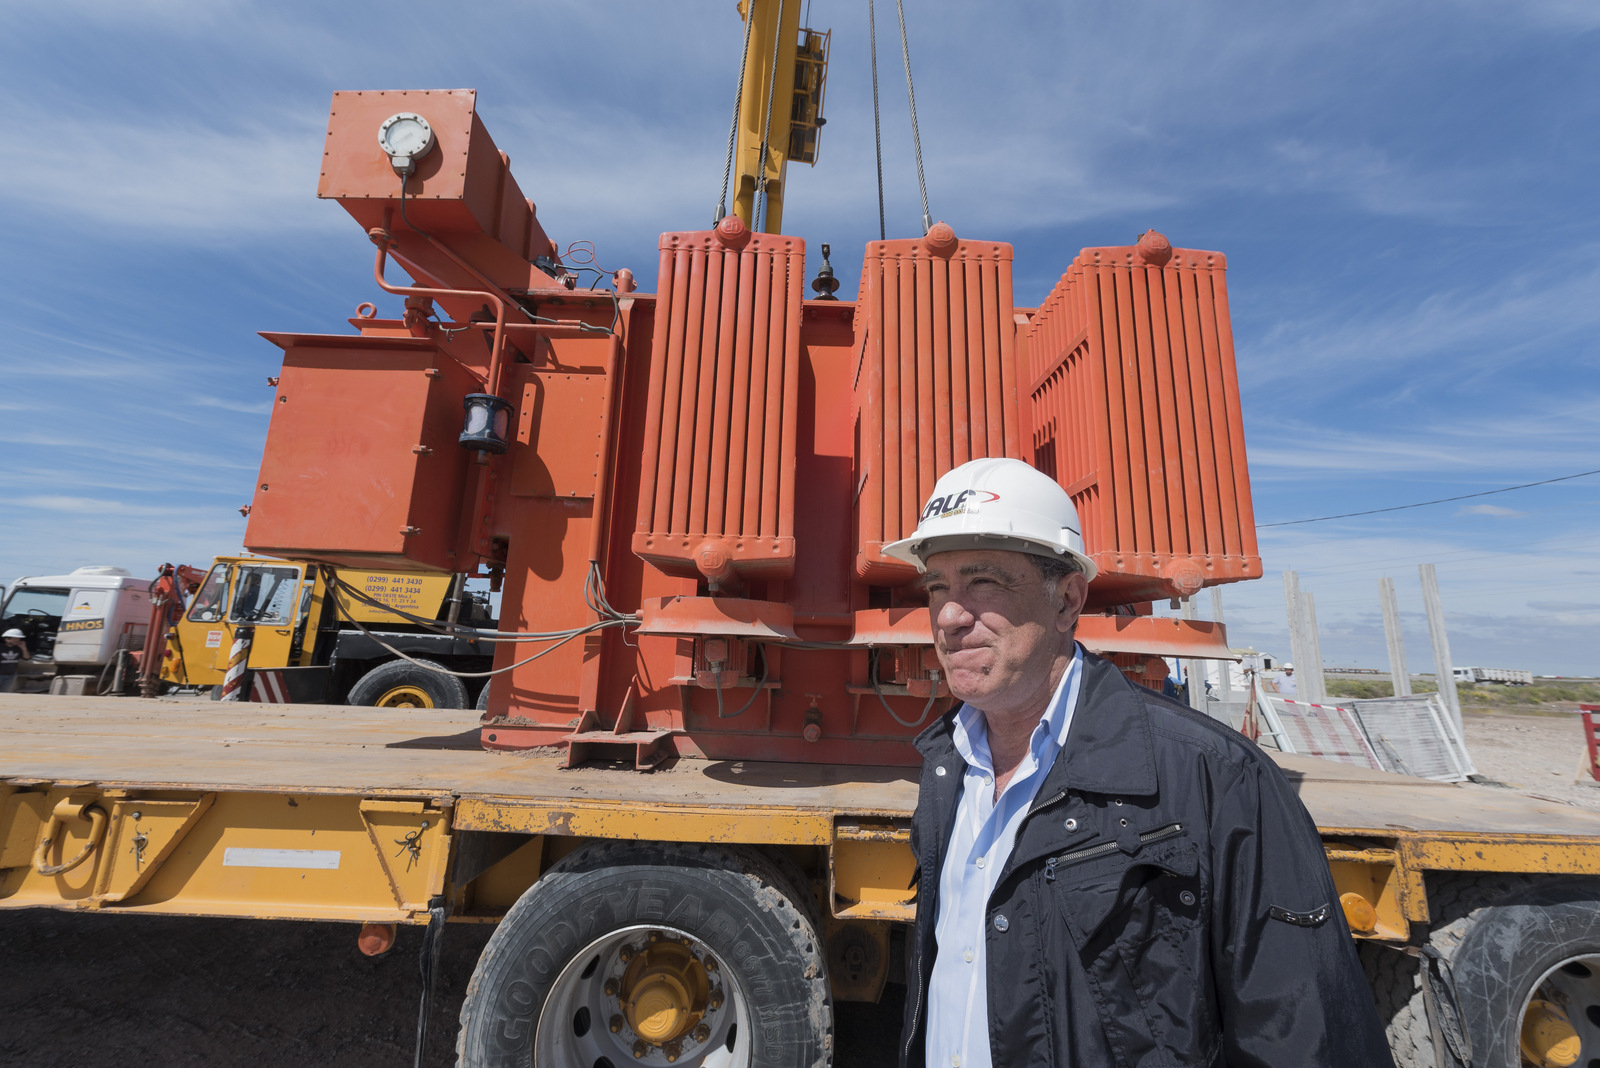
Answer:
[925,645,1085,1068]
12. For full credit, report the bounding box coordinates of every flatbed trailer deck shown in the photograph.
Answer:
[6,694,1600,935]
[10,695,1600,1067]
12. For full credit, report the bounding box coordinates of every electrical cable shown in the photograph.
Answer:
[714,648,772,719]
[1259,468,1600,528]
[755,0,787,230]
[326,577,632,679]
[870,649,939,728]
[867,0,886,240]
[716,0,758,224]
[893,0,931,234]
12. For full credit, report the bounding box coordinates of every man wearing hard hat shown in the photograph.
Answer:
[1277,661,1298,697]
[890,458,1390,1068]
[0,629,31,693]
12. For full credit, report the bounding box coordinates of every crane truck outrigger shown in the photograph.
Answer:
[5,9,1600,1068]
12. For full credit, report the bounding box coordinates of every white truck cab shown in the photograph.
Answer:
[0,566,153,691]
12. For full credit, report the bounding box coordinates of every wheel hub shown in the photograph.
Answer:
[1519,954,1600,1068]
[375,684,433,708]
[620,937,710,1046]
[1523,998,1582,1067]
[537,925,740,1066]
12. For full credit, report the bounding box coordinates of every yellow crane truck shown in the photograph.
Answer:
[6,11,1600,1068]
[159,556,496,708]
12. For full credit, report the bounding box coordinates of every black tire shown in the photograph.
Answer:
[475,680,491,712]
[1362,874,1600,1068]
[345,659,469,709]
[456,841,833,1067]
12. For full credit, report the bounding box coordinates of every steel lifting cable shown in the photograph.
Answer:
[867,0,887,240]
[754,0,788,230]
[894,0,932,234]
[716,0,759,224]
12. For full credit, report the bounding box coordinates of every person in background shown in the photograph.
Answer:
[1276,661,1297,697]
[0,629,32,693]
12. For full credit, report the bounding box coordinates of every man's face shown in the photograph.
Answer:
[921,549,1088,720]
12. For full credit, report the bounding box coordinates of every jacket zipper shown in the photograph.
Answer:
[903,858,930,1064]
[1044,822,1184,882]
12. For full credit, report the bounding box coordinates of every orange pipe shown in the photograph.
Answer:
[947,258,971,463]
[743,248,774,534]
[373,239,507,397]
[655,247,694,532]
[930,255,953,473]
[896,251,918,536]
[776,246,803,541]
[914,248,936,498]
[860,247,886,557]
[724,246,756,537]
[672,245,710,534]
[706,248,741,536]
[636,241,677,537]
[586,331,624,568]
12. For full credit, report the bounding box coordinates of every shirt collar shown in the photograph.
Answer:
[950,644,1084,775]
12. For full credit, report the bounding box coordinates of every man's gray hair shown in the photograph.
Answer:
[1030,553,1083,585]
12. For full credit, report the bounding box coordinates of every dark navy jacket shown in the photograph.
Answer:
[900,649,1394,1067]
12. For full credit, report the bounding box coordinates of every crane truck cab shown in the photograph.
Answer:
[0,566,153,693]
[160,556,494,708]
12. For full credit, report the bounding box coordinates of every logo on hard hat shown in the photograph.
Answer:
[920,488,1001,522]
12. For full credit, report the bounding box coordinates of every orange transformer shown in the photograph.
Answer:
[243,89,1260,768]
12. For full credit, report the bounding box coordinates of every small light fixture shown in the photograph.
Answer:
[377,112,436,178]
[459,393,513,454]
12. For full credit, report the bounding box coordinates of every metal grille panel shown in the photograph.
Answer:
[853,228,1020,583]
[632,223,805,580]
[1021,238,1261,604]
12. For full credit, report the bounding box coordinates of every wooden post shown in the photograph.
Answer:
[1379,577,1412,697]
[1420,563,1463,737]
[1302,591,1327,704]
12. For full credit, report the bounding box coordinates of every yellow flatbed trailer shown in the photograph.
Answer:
[5,693,1600,1067]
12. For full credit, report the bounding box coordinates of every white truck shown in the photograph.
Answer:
[1453,665,1535,686]
[0,566,154,694]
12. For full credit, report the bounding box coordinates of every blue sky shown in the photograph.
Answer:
[3,0,1596,675]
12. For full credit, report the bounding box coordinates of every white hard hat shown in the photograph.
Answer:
[881,457,1098,580]
[1283,662,1295,670]
[3,629,23,639]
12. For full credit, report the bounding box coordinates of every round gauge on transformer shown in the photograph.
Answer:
[377,112,436,175]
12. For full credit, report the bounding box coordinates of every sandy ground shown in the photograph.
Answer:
[2,709,1595,1067]
[1460,707,1600,810]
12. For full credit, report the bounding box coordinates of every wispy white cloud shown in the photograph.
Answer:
[1458,503,1524,517]
[7,106,331,236]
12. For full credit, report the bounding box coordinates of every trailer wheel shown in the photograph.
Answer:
[456,841,833,1068]
[1363,874,1600,1068]
[345,660,469,709]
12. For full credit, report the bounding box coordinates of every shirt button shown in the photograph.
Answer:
[975,856,986,868]
[984,774,993,785]
[935,766,947,777]
[993,914,1009,932]
[963,949,974,963]
[952,1057,962,1067]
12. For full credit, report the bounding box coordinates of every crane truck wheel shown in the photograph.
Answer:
[456,841,834,1068]
[345,659,469,709]
[1363,874,1600,1068]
